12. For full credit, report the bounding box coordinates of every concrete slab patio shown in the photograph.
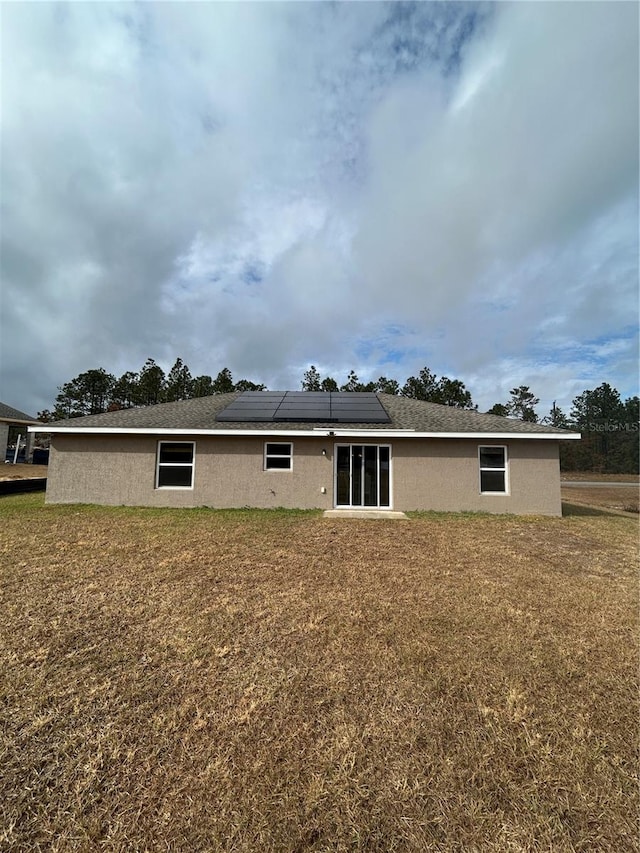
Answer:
[323,509,409,520]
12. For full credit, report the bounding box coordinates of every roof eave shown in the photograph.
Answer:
[3,417,39,426]
[29,425,582,440]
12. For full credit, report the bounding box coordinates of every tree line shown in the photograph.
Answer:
[38,360,479,420]
[485,381,638,473]
[300,365,476,408]
[37,359,638,472]
[37,359,266,421]
[303,366,639,473]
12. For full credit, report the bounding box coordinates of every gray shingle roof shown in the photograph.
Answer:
[0,401,38,423]
[34,392,576,436]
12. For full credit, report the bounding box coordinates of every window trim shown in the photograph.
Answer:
[264,441,293,471]
[156,440,195,490]
[478,445,508,495]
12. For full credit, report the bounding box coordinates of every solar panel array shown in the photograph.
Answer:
[216,391,391,423]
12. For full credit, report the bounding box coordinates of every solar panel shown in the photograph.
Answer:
[216,391,391,423]
[216,392,285,422]
[274,392,332,422]
[331,393,391,423]
[283,392,327,401]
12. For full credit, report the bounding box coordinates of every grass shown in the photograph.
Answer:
[0,463,48,480]
[560,471,639,514]
[560,483,639,514]
[561,472,639,483]
[0,495,638,852]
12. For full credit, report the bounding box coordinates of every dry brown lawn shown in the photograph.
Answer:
[560,473,639,513]
[0,463,48,480]
[561,485,639,514]
[0,496,637,852]
[561,472,639,483]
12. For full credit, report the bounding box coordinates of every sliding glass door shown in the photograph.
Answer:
[335,445,391,508]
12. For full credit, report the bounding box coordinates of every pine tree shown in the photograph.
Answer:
[302,366,322,391]
[165,358,193,402]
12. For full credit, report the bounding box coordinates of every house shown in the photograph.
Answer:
[29,391,580,515]
[0,401,39,462]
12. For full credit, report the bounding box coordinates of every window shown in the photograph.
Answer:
[157,441,195,488]
[264,442,292,470]
[479,446,507,493]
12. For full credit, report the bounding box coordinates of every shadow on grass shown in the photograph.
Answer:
[0,496,326,523]
[562,501,619,518]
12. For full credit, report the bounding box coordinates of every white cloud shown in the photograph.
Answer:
[355,2,638,320]
[0,2,637,417]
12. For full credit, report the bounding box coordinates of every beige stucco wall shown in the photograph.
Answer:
[46,434,562,515]
[0,423,8,461]
[392,438,561,516]
[46,434,336,510]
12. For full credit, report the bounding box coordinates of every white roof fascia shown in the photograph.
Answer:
[29,425,581,440]
[315,430,581,440]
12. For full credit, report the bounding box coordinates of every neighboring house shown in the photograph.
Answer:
[30,391,580,515]
[0,402,38,462]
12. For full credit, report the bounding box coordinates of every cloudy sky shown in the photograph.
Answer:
[2,1,638,418]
